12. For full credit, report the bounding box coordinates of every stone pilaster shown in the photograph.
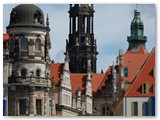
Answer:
[29,87,35,116]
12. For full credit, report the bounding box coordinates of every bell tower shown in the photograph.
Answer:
[127,5,147,51]
[66,4,98,73]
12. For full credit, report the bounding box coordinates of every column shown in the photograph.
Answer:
[44,91,48,116]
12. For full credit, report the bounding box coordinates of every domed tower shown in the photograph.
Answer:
[127,5,147,51]
[66,4,98,73]
[7,4,52,116]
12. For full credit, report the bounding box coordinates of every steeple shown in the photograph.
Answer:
[127,5,147,52]
[67,4,98,73]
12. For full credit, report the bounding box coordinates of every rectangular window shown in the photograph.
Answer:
[68,95,70,105]
[19,99,27,115]
[124,67,128,77]
[36,99,42,115]
[131,102,138,116]
[142,83,149,94]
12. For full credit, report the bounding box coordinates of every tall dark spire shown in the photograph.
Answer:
[67,4,98,73]
[127,5,147,52]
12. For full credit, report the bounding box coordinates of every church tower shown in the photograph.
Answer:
[127,5,147,51]
[66,4,98,73]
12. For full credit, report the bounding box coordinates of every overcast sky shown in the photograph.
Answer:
[3,4,155,73]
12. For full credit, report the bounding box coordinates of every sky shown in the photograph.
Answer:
[3,4,155,73]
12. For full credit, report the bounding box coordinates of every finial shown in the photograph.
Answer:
[120,42,123,50]
[46,14,49,26]
[119,42,123,55]
[65,39,69,53]
[136,4,138,9]
[46,14,51,32]
[65,51,70,62]
[91,4,93,8]
[87,59,91,73]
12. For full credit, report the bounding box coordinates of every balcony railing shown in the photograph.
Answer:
[8,76,51,87]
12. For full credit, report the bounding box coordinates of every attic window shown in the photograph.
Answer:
[33,10,43,24]
[124,67,128,77]
[142,83,149,94]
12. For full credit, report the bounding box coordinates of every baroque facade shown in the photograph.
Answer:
[3,4,155,116]
[3,4,54,116]
[3,4,113,116]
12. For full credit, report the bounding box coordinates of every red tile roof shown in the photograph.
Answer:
[3,34,10,42]
[124,48,155,97]
[50,63,112,97]
[91,73,107,96]
[50,63,64,86]
[123,45,149,83]
[97,66,112,91]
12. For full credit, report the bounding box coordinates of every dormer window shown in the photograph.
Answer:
[35,38,41,51]
[142,82,149,94]
[21,37,28,51]
[33,10,43,24]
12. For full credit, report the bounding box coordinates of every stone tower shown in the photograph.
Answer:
[127,6,147,51]
[6,4,52,116]
[66,4,98,73]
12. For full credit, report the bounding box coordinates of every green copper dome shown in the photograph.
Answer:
[7,4,45,29]
[127,5,147,52]
[131,8,143,25]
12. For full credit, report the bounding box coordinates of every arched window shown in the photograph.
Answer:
[35,38,41,51]
[21,37,28,50]
[21,69,27,77]
[36,69,41,77]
